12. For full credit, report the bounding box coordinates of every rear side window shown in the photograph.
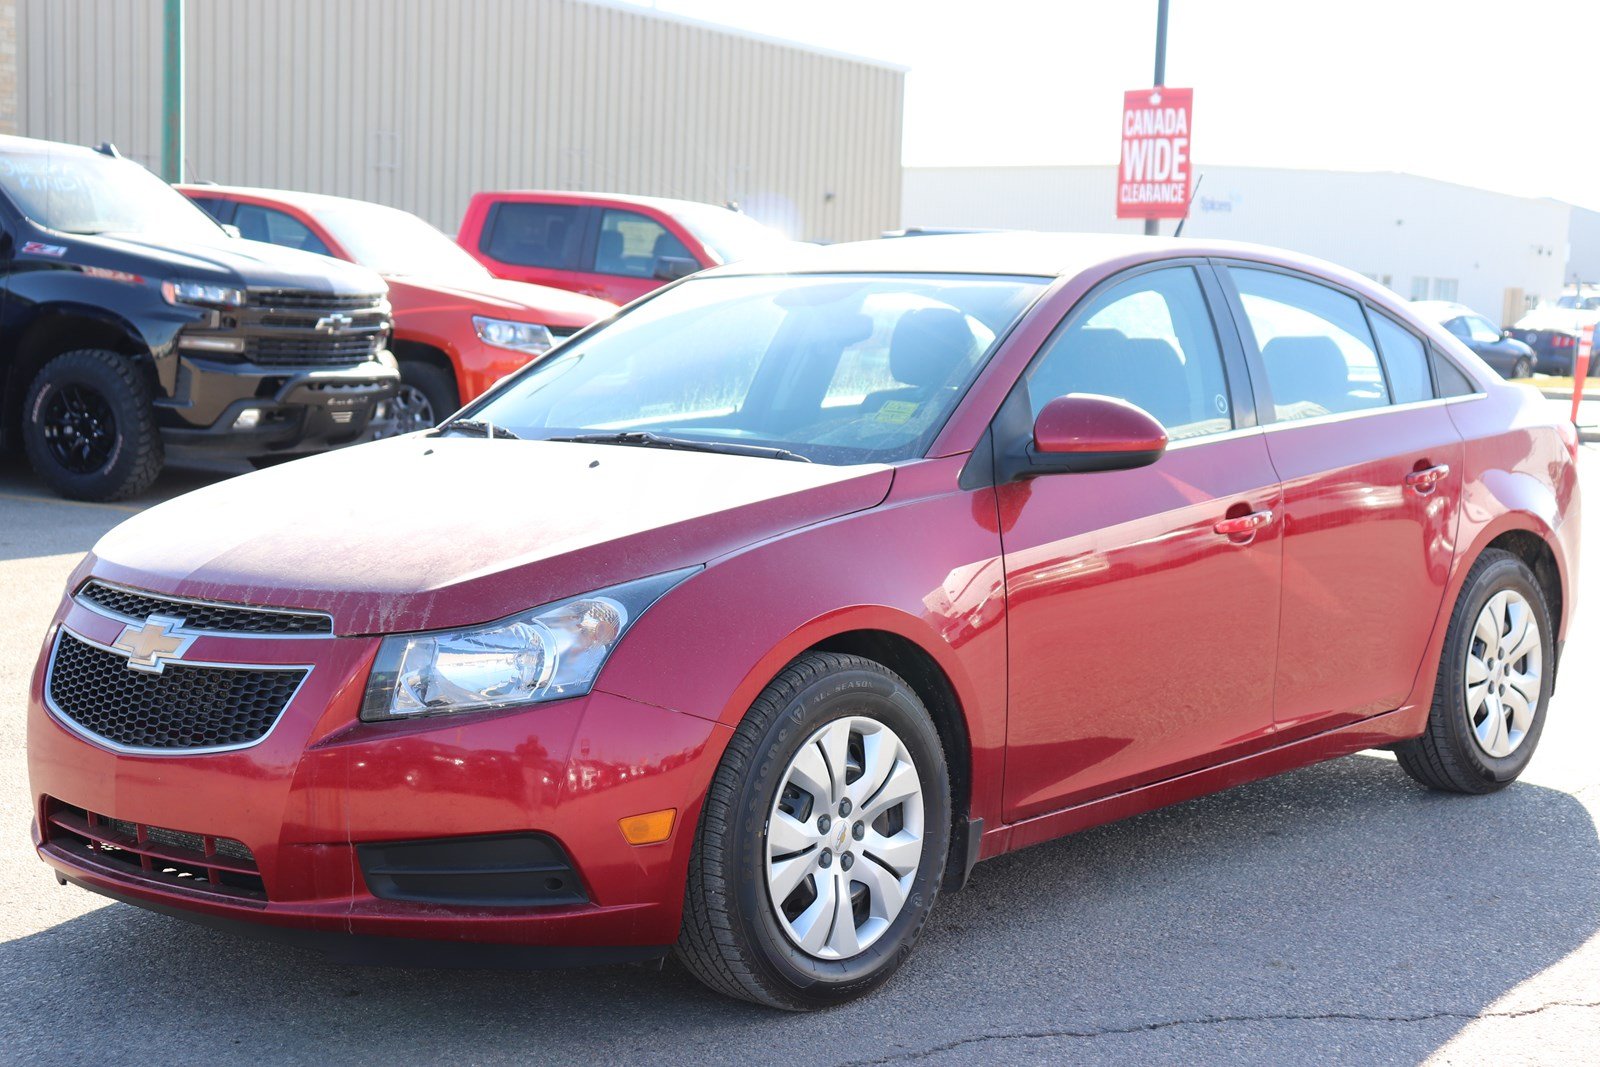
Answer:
[1025,266,1233,440]
[232,204,331,256]
[1230,267,1386,421]
[595,209,694,278]
[1369,313,1432,404]
[189,196,234,223]
[1431,348,1478,396]
[482,202,586,269]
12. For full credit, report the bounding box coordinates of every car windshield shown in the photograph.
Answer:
[674,202,797,262]
[0,146,225,240]
[312,199,490,278]
[466,272,1047,465]
[1555,295,1600,310]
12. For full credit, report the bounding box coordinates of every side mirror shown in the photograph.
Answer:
[653,255,699,281]
[1027,393,1167,474]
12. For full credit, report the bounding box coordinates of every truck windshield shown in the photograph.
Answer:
[674,202,797,263]
[0,146,224,240]
[312,200,489,278]
[464,272,1047,465]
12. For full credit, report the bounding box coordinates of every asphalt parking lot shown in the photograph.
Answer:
[1,443,1597,1066]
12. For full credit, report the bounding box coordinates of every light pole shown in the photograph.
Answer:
[161,0,184,182]
[1145,0,1170,237]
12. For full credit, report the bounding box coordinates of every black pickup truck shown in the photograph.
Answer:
[0,135,398,500]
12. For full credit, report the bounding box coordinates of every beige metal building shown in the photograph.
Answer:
[0,0,904,243]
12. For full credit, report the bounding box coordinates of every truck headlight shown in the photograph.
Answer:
[359,567,697,722]
[473,315,554,354]
[163,279,245,308]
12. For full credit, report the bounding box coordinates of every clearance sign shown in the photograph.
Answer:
[1117,87,1194,220]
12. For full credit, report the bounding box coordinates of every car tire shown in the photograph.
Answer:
[22,349,163,502]
[385,360,459,436]
[676,651,950,1010]
[1511,357,1532,380]
[1395,549,1553,794]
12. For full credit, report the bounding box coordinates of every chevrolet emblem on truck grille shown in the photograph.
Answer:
[110,615,197,674]
[313,313,355,334]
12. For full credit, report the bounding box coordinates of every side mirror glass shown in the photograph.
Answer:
[653,255,698,281]
[1028,393,1168,474]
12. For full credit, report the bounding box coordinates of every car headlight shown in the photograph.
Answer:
[359,567,697,722]
[162,279,245,308]
[473,315,554,354]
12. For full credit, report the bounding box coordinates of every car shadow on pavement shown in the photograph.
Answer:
[1,753,1595,1066]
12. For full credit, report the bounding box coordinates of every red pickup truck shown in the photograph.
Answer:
[182,185,615,432]
[456,191,797,304]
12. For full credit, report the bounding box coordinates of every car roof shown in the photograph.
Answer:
[0,134,105,158]
[700,230,1384,287]
[176,183,418,219]
[1409,300,1477,321]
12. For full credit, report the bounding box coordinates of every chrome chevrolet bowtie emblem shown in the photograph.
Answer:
[314,312,354,334]
[111,615,196,674]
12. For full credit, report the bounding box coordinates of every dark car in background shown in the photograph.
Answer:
[1411,301,1535,379]
[182,185,615,432]
[1507,294,1600,376]
[0,136,396,500]
[456,190,799,304]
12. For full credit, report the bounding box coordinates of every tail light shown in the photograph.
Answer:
[1552,334,1576,349]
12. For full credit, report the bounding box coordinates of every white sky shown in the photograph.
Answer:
[622,0,1600,210]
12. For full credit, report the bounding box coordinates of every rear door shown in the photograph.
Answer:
[1218,263,1464,734]
[472,200,594,293]
[999,262,1284,821]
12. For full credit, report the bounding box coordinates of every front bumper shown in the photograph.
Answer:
[27,592,729,956]
[158,359,400,456]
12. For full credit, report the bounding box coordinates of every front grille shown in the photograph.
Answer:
[48,631,305,751]
[248,289,383,311]
[245,332,384,368]
[43,799,267,902]
[77,580,332,635]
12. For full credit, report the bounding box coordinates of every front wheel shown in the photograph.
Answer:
[22,349,163,501]
[1511,357,1532,380]
[1396,550,1553,793]
[676,652,950,1010]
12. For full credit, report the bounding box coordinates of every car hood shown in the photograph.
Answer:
[84,436,893,635]
[74,232,386,294]
[386,274,616,326]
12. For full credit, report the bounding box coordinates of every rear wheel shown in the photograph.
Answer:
[1396,550,1552,793]
[22,349,163,501]
[676,652,950,1010]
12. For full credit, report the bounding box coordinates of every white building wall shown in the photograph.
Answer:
[12,0,904,243]
[905,165,1571,324]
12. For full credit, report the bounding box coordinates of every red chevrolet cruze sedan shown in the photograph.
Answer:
[27,234,1581,1009]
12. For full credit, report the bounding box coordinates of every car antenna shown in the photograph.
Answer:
[1172,173,1203,239]
[93,141,122,159]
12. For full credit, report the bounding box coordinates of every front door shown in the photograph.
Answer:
[1220,264,1464,734]
[999,263,1283,822]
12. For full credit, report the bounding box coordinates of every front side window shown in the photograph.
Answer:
[595,209,694,278]
[483,202,586,269]
[467,273,1047,465]
[232,204,331,256]
[1231,267,1387,421]
[1024,266,1233,440]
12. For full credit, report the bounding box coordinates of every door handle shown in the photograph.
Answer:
[1214,509,1273,538]
[1405,464,1450,495]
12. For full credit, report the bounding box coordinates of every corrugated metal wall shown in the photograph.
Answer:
[13,0,903,242]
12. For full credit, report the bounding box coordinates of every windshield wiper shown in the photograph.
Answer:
[436,419,522,440]
[546,431,811,463]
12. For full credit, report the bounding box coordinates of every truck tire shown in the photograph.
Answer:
[23,349,164,501]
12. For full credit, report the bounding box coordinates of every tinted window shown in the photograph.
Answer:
[189,196,234,223]
[232,204,331,256]
[1370,313,1432,404]
[595,209,694,278]
[483,202,586,269]
[1025,267,1232,440]
[1231,267,1386,420]
[1431,349,1477,396]
[1466,316,1502,344]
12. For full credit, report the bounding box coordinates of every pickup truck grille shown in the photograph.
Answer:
[178,290,391,370]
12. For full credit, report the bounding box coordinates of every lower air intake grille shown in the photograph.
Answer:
[47,631,305,751]
[43,799,267,902]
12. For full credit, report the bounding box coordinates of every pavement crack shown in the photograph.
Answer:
[844,1000,1600,1064]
